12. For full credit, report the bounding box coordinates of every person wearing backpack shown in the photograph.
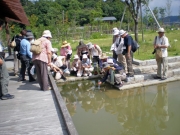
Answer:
[32,30,52,91]
[153,28,169,80]
[10,30,26,76]
[119,30,134,77]
[19,31,35,82]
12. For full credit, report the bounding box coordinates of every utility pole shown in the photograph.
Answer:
[120,5,127,30]
[140,2,144,41]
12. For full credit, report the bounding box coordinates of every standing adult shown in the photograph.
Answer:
[119,30,134,77]
[153,28,169,80]
[11,30,26,76]
[19,31,35,82]
[32,30,52,91]
[111,27,118,60]
[112,29,127,73]
[0,20,14,100]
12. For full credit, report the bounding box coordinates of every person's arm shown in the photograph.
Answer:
[27,42,32,58]
[0,58,3,66]
[46,41,52,65]
[127,36,132,54]
[157,37,169,48]
[100,71,109,83]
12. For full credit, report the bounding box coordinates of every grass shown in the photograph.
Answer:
[52,30,180,60]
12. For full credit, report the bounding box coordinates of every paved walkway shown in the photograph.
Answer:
[0,61,68,135]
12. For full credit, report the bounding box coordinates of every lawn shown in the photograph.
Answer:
[52,29,180,60]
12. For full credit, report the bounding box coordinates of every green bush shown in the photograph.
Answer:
[90,32,108,39]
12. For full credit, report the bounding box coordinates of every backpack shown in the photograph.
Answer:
[131,39,140,53]
[30,39,42,55]
[14,37,22,52]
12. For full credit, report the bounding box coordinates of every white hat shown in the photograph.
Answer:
[52,54,58,60]
[102,62,110,69]
[119,30,127,36]
[157,27,165,33]
[73,55,79,59]
[107,59,114,64]
[82,54,88,59]
[87,42,93,49]
[42,30,52,38]
[113,29,120,35]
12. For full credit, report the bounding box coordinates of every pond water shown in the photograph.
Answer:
[58,80,180,135]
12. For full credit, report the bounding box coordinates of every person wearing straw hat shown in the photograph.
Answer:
[81,54,94,77]
[71,55,82,77]
[119,29,134,77]
[98,61,124,88]
[153,28,169,80]
[32,30,52,91]
[19,31,35,82]
[60,40,72,71]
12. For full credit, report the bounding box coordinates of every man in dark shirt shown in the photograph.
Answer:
[119,30,134,77]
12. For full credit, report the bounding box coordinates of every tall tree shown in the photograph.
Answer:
[159,7,166,25]
[124,0,141,42]
[166,0,172,23]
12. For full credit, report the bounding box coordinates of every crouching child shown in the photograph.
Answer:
[71,55,82,77]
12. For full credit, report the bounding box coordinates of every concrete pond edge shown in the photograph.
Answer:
[48,73,79,135]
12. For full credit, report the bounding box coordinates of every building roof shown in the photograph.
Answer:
[94,16,117,21]
[0,0,29,25]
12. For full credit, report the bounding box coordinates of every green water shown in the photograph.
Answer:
[59,80,180,135]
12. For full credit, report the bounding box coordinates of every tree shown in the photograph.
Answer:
[166,0,172,23]
[124,0,141,42]
[159,7,166,25]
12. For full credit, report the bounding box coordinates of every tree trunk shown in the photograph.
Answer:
[134,20,138,42]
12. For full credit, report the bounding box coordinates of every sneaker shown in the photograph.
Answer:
[161,77,167,80]
[1,94,14,100]
[89,73,92,76]
[154,76,161,79]
[83,74,88,77]
[126,73,134,77]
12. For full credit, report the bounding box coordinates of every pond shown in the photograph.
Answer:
[58,80,180,135]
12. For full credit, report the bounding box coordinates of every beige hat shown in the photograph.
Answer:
[87,42,93,49]
[157,27,165,33]
[61,41,70,48]
[113,29,120,35]
[100,53,108,59]
[73,55,79,59]
[119,29,127,36]
[42,30,52,38]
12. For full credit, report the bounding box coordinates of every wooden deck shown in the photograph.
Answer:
[0,73,68,135]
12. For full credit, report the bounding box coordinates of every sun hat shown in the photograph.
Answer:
[87,42,93,49]
[113,29,120,35]
[42,30,52,38]
[102,62,110,69]
[107,58,114,64]
[61,41,70,48]
[52,54,58,60]
[100,53,108,59]
[73,55,79,59]
[157,27,165,33]
[26,32,34,39]
[119,30,127,36]
[82,54,88,59]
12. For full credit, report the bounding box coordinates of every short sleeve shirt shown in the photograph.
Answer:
[123,35,133,53]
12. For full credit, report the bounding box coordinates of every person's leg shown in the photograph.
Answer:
[20,59,26,80]
[33,60,43,89]
[156,55,162,78]
[113,50,117,60]
[0,60,14,99]
[118,54,127,73]
[28,62,36,82]
[13,51,18,76]
[39,61,49,90]
[125,52,134,76]
[162,57,168,79]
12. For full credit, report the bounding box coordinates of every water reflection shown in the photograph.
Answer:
[59,80,178,135]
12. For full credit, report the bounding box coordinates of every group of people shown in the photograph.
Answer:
[0,17,170,100]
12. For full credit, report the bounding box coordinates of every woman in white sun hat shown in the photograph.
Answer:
[81,54,94,77]
[71,55,82,77]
